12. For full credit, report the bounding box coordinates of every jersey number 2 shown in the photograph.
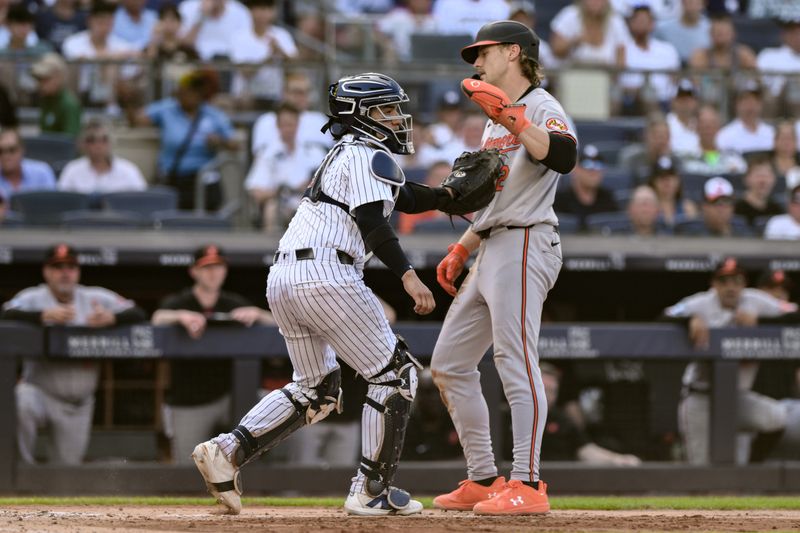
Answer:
[496,164,509,191]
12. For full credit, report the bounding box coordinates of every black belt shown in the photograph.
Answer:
[476,224,559,240]
[274,248,355,265]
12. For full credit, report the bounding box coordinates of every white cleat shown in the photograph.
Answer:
[344,490,423,516]
[191,440,242,515]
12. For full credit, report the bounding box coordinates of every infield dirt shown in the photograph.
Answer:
[1,506,800,532]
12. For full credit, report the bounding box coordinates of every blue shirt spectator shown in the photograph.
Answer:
[112,0,158,50]
[145,98,234,178]
[0,129,57,201]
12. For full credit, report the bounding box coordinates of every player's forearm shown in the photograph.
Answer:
[355,202,414,277]
[151,309,184,325]
[518,123,551,161]
[521,128,577,174]
[457,229,482,254]
[395,182,452,214]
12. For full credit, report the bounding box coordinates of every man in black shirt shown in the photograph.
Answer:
[734,157,783,229]
[554,144,619,231]
[152,244,274,463]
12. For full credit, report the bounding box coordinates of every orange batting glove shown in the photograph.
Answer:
[461,78,532,136]
[436,243,469,297]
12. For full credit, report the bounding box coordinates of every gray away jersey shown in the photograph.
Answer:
[471,87,576,232]
[3,283,136,402]
[664,288,798,388]
[278,134,398,262]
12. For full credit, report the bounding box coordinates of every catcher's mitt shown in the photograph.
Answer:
[439,149,504,216]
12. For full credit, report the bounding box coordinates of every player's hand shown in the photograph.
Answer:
[42,304,76,324]
[230,306,263,327]
[688,315,709,349]
[461,78,531,136]
[436,243,469,297]
[179,311,207,338]
[401,269,435,315]
[86,300,116,328]
[734,310,758,327]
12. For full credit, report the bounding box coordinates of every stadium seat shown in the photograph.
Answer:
[404,167,428,184]
[603,167,634,193]
[680,173,709,203]
[60,210,145,230]
[585,211,631,235]
[753,215,772,237]
[574,118,644,145]
[732,15,781,53]
[534,0,571,42]
[592,141,628,167]
[22,134,78,175]
[555,213,580,234]
[410,34,472,63]
[152,210,232,231]
[0,210,24,228]
[10,190,91,226]
[101,187,179,218]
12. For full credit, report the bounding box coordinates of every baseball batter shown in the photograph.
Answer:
[431,21,577,515]
[191,72,472,517]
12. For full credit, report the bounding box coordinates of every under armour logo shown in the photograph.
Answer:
[509,496,524,506]
[487,492,497,499]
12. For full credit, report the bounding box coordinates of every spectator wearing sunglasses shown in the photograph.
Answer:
[58,118,147,194]
[0,129,56,203]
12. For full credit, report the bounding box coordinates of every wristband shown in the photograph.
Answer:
[448,242,469,261]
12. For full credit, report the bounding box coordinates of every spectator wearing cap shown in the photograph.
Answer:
[680,176,752,236]
[662,257,798,464]
[680,105,748,175]
[554,144,619,231]
[619,3,681,113]
[716,80,776,155]
[0,129,56,202]
[1,244,146,464]
[550,0,629,67]
[771,121,800,180]
[666,79,700,157]
[0,5,52,58]
[178,0,252,61]
[128,68,238,211]
[654,0,710,63]
[688,12,757,72]
[245,102,327,231]
[756,16,800,100]
[112,0,158,51]
[376,0,436,63]
[31,52,82,137]
[58,118,147,194]
[152,244,275,464]
[428,89,464,150]
[734,156,783,228]
[647,155,698,227]
[620,114,676,185]
[764,167,800,239]
[757,268,795,302]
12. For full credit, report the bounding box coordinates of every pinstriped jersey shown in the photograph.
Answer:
[471,87,576,231]
[278,134,397,262]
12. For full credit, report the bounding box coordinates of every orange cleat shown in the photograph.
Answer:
[433,476,507,511]
[473,479,550,515]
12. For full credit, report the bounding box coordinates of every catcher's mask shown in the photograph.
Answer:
[327,72,414,155]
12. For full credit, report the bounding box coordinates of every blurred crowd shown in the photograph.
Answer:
[0,0,797,236]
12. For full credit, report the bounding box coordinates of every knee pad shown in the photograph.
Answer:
[361,336,423,497]
[234,367,342,467]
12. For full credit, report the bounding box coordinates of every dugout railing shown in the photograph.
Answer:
[1,321,799,495]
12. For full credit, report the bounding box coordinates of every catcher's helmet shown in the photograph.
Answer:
[328,72,414,155]
[460,20,540,64]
